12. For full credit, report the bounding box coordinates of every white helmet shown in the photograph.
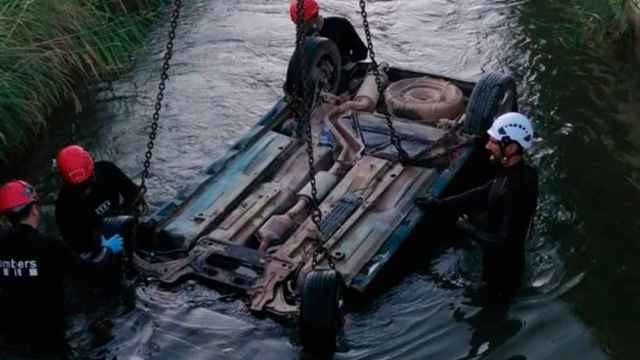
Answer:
[487,112,534,151]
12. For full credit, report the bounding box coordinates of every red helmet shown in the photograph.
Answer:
[56,145,94,185]
[0,180,39,214]
[289,0,319,23]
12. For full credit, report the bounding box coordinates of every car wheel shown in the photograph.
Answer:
[464,72,518,136]
[300,269,343,355]
[285,37,341,101]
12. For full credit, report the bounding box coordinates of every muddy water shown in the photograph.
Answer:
[8,0,640,359]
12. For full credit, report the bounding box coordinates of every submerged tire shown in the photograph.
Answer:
[464,72,518,136]
[300,269,343,355]
[385,78,465,121]
[285,37,341,100]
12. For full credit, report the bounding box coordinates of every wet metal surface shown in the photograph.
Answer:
[7,0,640,358]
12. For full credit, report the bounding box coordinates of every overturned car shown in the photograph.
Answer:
[133,36,519,353]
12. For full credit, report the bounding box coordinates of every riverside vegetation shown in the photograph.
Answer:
[0,0,169,166]
[0,0,636,168]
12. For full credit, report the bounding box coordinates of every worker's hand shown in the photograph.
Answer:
[101,234,124,254]
[415,195,442,212]
[455,215,474,234]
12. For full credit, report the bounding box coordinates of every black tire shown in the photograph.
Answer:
[464,72,518,136]
[285,37,342,100]
[300,269,343,355]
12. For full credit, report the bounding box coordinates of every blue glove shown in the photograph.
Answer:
[101,234,124,254]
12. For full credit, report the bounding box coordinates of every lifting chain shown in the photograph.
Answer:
[306,86,335,271]
[302,86,322,230]
[138,0,182,199]
[358,0,409,161]
[290,1,334,270]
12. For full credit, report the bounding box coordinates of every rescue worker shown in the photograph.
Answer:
[289,0,368,67]
[54,145,142,345]
[55,144,139,257]
[287,0,370,146]
[416,112,539,304]
[0,180,123,357]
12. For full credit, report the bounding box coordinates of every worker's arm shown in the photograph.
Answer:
[105,162,139,208]
[52,233,122,276]
[455,189,515,245]
[417,180,492,216]
[55,193,99,253]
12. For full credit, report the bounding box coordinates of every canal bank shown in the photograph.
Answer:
[0,0,170,171]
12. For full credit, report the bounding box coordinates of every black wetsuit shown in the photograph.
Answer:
[319,17,368,64]
[437,161,538,299]
[0,224,114,355]
[56,161,138,255]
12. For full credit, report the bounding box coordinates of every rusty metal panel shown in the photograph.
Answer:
[278,156,394,263]
[248,156,392,311]
[208,183,282,244]
[207,146,333,246]
[159,130,295,249]
[332,166,438,286]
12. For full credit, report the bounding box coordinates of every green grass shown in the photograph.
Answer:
[0,0,169,164]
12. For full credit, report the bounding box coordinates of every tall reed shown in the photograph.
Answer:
[0,0,168,164]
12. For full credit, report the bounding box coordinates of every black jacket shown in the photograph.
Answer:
[438,161,538,291]
[319,17,368,63]
[56,161,138,254]
[0,224,114,354]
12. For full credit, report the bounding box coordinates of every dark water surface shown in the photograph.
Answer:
[9,0,640,359]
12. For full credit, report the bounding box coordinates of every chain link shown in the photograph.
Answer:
[358,0,409,161]
[138,0,182,198]
[313,245,336,270]
[291,2,321,231]
[295,0,306,60]
[304,86,322,220]
[288,1,335,270]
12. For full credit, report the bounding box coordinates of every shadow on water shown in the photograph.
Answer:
[513,1,640,359]
[4,0,640,358]
[333,211,606,360]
